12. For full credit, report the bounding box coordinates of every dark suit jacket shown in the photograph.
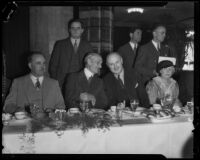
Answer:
[118,43,138,69]
[103,69,141,107]
[134,41,173,84]
[65,71,108,110]
[4,75,65,113]
[49,38,93,88]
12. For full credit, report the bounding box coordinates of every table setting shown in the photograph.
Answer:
[2,99,194,156]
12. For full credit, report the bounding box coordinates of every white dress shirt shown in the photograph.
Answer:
[84,68,94,80]
[30,74,44,86]
[152,40,160,51]
[71,38,80,47]
[129,42,138,51]
[114,69,125,84]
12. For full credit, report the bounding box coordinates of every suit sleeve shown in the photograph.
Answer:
[118,47,127,69]
[53,81,65,109]
[49,41,60,79]
[134,47,153,77]
[3,79,18,113]
[146,80,159,105]
[64,74,79,108]
[103,78,117,107]
[95,81,108,110]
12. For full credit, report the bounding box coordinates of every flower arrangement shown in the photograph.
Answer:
[28,112,115,135]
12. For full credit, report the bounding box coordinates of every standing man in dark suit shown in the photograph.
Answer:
[103,52,150,108]
[65,53,108,110]
[49,19,93,91]
[118,27,142,69]
[134,24,173,85]
[4,52,65,114]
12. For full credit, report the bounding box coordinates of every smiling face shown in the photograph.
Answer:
[87,55,102,75]
[160,66,175,79]
[28,54,46,77]
[69,21,84,39]
[106,53,123,75]
[153,26,166,43]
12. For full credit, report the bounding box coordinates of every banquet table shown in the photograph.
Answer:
[2,112,194,158]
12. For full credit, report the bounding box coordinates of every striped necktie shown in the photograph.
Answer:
[74,40,78,53]
[35,78,41,89]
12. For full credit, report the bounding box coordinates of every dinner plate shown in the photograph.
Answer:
[8,117,31,126]
[149,115,172,123]
[89,109,105,113]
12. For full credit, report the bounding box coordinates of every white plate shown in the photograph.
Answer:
[150,115,172,123]
[90,109,105,113]
[8,118,31,126]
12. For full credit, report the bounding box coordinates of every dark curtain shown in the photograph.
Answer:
[2,6,30,80]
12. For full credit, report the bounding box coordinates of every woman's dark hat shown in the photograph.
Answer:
[157,60,175,72]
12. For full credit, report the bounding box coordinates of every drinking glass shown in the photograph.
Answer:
[186,101,193,113]
[130,99,139,112]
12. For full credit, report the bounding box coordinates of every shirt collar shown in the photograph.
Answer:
[84,68,94,80]
[129,41,137,50]
[30,74,44,84]
[114,69,124,81]
[71,38,80,46]
[152,40,160,50]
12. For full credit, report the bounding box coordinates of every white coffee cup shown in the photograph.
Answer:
[15,112,27,120]
[69,108,79,113]
[153,104,162,110]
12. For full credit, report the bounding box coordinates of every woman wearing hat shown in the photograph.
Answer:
[146,60,182,109]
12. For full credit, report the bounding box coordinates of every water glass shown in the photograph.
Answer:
[130,99,139,112]
[186,101,193,113]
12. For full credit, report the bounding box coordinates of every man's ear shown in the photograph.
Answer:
[28,63,32,70]
[80,28,84,34]
[153,31,156,37]
[129,33,133,39]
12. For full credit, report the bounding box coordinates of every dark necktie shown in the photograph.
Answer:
[74,40,78,53]
[35,78,41,89]
[117,75,124,88]
[157,43,161,53]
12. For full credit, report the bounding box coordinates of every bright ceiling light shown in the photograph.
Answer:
[127,8,144,13]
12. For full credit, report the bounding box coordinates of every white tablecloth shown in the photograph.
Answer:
[2,115,193,158]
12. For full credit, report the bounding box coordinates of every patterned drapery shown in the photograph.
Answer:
[79,6,113,54]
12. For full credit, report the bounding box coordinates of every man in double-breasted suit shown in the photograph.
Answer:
[118,27,142,69]
[103,52,150,108]
[65,53,108,110]
[4,52,65,114]
[49,19,93,90]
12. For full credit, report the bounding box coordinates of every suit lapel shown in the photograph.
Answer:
[78,71,90,91]
[150,42,159,59]
[24,75,35,104]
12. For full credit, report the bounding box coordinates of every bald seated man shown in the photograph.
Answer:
[64,52,108,110]
[3,52,65,114]
[103,52,150,108]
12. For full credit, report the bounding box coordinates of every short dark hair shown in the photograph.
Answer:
[27,51,45,63]
[68,18,84,30]
[129,26,142,34]
[152,23,166,32]
[156,60,175,73]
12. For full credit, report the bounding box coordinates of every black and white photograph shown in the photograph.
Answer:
[2,0,199,158]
